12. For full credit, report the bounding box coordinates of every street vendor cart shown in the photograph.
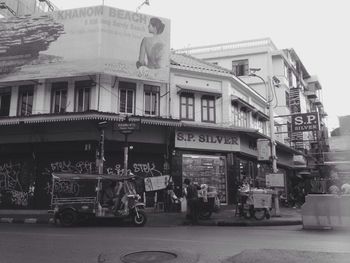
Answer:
[236,188,273,220]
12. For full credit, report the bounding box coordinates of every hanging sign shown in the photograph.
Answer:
[114,122,140,134]
[257,139,271,161]
[291,112,319,132]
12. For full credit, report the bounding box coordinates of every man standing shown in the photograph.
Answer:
[184,178,199,225]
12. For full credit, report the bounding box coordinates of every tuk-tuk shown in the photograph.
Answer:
[48,172,147,227]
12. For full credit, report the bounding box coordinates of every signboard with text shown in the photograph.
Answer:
[0,5,170,82]
[257,139,271,161]
[114,122,140,134]
[175,131,240,152]
[291,112,319,132]
[266,173,285,188]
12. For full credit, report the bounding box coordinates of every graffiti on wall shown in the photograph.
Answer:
[106,162,162,177]
[49,160,94,174]
[45,180,80,196]
[43,160,95,197]
[0,162,32,207]
[0,162,22,191]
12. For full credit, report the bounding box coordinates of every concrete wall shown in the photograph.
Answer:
[302,194,350,229]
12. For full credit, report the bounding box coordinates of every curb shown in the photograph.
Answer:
[217,220,302,227]
[0,215,302,227]
[0,217,53,224]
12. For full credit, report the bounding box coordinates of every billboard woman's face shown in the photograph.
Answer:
[148,22,157,34]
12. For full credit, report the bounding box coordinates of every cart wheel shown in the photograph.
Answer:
[60,210,77,227]
[132,210,147,227]
[199,210,212,220]
[243,209,252,219]
[253,208,267,220]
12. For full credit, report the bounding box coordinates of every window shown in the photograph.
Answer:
[285,91,290,108]
[0,87,11,117]
[232,59,249,76]
[75,80,93,112]
[51,82,68,113]
[144,85,159,116]
[240,108,249,127]
[180,93,194,120]
[18,85,34,116]
[119,81,135,114]
[201,96,215,123]
[232,103,239,126]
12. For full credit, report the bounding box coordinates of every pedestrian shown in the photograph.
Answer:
[183,178,200,225]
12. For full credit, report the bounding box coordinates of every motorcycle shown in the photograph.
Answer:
[49,172,147,227]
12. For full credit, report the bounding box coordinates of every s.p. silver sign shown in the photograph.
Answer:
[291,112,319,132]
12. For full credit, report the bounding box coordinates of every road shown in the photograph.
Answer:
[0,223,349,263]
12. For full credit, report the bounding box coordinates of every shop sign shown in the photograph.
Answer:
[257,139,271,161]
[175,131,240,152]
[291,112,319,132]
[266,173,285,188]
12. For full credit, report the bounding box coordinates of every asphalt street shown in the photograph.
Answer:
[0,224,349,263]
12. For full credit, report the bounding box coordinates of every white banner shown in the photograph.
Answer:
[144,175,170,192]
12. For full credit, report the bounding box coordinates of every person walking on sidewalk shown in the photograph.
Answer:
[184,178,200,225]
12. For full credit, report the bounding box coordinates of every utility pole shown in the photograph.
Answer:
[97,121,107,174]
[250,62,280,216]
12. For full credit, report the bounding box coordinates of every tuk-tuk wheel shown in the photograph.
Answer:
[132,210,147,227]
[60,210,77,227]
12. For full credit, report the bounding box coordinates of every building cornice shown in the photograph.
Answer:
[0,111,182,127]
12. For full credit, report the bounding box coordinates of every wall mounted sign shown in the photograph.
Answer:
[175,131,240,152]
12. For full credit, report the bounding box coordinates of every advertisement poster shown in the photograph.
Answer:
[0,5,170,82]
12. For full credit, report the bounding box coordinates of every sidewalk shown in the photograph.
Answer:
[0,206,302,226]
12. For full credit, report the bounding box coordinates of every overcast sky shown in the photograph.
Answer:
[51,0,349,131]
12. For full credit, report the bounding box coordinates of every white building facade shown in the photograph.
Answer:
[176,38,329,177]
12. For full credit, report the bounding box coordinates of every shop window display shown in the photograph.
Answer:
[182,154,227,203]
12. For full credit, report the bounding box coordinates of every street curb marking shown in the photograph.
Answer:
[0,218,14,223]
[24,218,38,224]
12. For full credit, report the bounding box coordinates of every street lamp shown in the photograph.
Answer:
[136,0,150,13]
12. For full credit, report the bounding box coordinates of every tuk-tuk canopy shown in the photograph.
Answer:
[52,172,136,181]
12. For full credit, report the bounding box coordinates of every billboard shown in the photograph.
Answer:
[291,112,319,132]
[0,5,170,83]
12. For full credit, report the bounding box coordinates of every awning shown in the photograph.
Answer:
[0,111,182,127]
[231,95,255,111]
[252,109,269,121]
[176,85,222,98]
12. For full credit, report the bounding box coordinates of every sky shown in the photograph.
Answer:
[51,0,350,132]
